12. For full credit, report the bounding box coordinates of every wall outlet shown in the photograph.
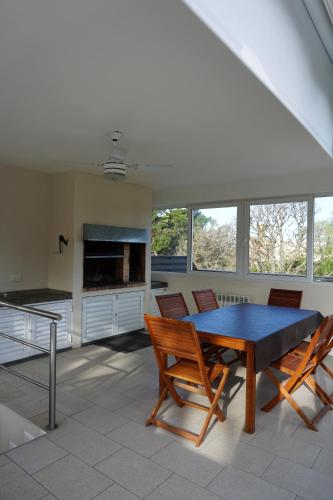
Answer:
[10,273,22,283]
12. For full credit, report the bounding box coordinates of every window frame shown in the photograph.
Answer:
[244,195,313,282]
[151,193,333,283]
[313,194,333,282]
[151,206,189,275]
[188,201,242,278]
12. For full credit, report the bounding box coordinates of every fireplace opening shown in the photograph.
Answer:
[83,240,146,289]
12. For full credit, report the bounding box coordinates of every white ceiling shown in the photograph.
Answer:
[0,0,332,190]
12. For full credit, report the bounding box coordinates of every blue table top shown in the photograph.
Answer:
[181,303,322,343]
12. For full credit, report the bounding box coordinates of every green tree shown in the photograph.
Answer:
[314,219,333,277]
[151,209,188,255]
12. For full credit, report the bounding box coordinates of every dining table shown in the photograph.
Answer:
[177,303,323,433]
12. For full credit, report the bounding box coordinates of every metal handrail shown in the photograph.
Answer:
[0,300,61,321]
[0,299,62,430]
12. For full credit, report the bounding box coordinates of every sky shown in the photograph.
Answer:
[199,197,333,225]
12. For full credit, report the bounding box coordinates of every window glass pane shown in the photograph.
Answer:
[314,196,333,279]
[151,208,187,273]
[192,207,237,272]
[249,201,307,276]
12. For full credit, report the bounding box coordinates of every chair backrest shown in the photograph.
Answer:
[156,293,189,319]
[268,288,303,309]
[192,289,219,313]
[298,316,333,372]
[144,314,204,365]
[313,315,333,362]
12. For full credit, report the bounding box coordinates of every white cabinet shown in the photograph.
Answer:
[116,291,144,334]
[82,290,145,343]
[30,301,72,351]
[150,288,168,316]
[0,309,28,364]
[0,300,72,364]
[82,294,116,342]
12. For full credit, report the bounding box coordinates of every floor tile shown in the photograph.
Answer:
[199,438,275,477]
[95,447,171,498]
[72,405,128,434]
[263,456,333,500]
[7,436,68,474]
[34,454,112,500]
[146,473,223,500]
[85,387,133,411]
[292,426,333,452]
[107,421,173,457]
[0,460,47,499]
[0,454,10,466]
[0,381,25,403]
[93,483,140,500]
[7,394,49,418]
[31,411,87,442]
[54,425,122,465]
[312,447,333,476]
[249,428,320,467]
[55,390,94,416]
[209,465,295,500]
[151,441,224,487]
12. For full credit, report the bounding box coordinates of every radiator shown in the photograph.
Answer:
[216,292,250,307]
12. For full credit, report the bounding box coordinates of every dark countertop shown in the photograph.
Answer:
[0,288,72,306]
[151,281,168,289]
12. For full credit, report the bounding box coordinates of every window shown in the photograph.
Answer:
[151,208,188,273]
[191,206,238,272]
[152,194,333,283]
[314,196,333,280]
[248,200,308,276]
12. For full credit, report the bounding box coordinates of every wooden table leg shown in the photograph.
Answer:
[245,343,256,433]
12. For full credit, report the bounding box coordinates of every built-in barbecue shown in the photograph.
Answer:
[83,224,147,290]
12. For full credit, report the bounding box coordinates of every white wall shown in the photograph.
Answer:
[71,172,152,345]
[48,172,75,292]
[153,168,333,316]
[183,0,333,156]
[0,165,50,292]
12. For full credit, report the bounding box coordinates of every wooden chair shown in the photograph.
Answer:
[292,320,333,381]
[261,316,333,430]
[192,289,219,313]
[192,289,242,365]
[144,314,230,447]
[156,293,189,319]
[267,288,303,309]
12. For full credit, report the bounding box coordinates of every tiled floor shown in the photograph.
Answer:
[1,344,333,500]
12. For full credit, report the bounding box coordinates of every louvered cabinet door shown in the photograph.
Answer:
[30,301,72,351]
[0,308,29,363]
[82,294,115,342]
[116,291,144,334]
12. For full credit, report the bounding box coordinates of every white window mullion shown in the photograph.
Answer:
[243,201,250,278]
[186,208,192,274]
[307,196,314,283]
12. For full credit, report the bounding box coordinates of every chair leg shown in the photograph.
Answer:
[261,369,317,431]
[146,386,168,426]
[305,375,333,406]
[279,383,317,431]
[196,367,229,447]
[321,361,333,379]
[261,368,288,412]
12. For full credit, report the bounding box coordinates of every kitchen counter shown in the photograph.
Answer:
[0,288,72,306]
[151,280,168,289]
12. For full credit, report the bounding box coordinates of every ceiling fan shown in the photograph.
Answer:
[55,131,173,182]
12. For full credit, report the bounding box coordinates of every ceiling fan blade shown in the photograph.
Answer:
[53,160,98,166]
[127,163,174,170]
